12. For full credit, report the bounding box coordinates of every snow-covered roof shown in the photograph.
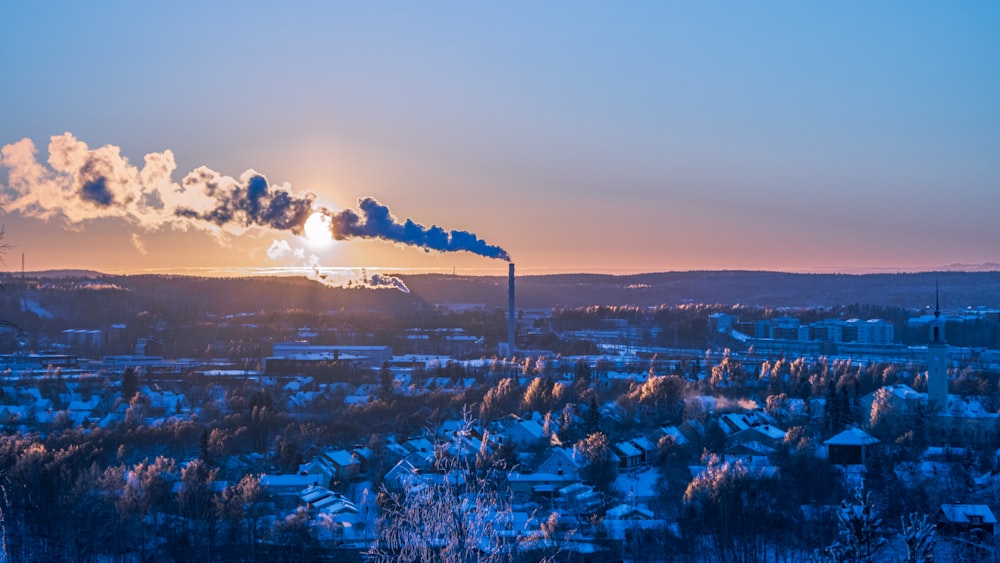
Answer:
[887,384,925,401]
[558,482,594,497]
[748,424,786,440]
[719,413,752,434]
[943,395,999,418]
[508,471,576,484]
[657,426,689,446]
[260,474,318,490]
[824,427,879,447]
[538,448,584,474]
[512,419,546,440]
[606,504,654,520]
[323,449,358,467]
[300,485,333,504]
[940,504,996,524]
[403,438,434,453]
[727,442,775,456]
[614,441,642,457]
[630,436,655,452]
[385,459,420,486]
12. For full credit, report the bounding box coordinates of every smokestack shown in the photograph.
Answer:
[508,262,516,357]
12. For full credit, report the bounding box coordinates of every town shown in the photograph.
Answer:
[4,0,997,560]
[0,272,999,561]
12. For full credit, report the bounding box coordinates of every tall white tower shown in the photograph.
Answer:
[927,284,949,411]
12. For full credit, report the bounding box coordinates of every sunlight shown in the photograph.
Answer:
[303,212,333,245]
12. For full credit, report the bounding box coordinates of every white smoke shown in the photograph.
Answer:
[0,133,314,238]
[265,240,409,292]
[266,239,304,261]
[130,232,148,255]
[306,255,409,292]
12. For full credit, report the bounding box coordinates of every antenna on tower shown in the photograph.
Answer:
[935,279,940,318]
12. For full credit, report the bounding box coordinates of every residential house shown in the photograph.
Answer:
[321,449,361,481]
[507,419,547,448]
[678,419,705,444]
[614,441,644,470]
[261,473,321,497]
[384,459,421,491]
[352,446,374,474]
[605,504,655,521]
[537,448,583,480]
[508,471,578,501]
[938,504,997,538]
[556,483,603,515]
[718,412,753,435]
[824,427,879,465]
[0,405,27,424]
[629,437,656,465]
[652,425,690,448]
[68,395,106,424]
[299,485,358,516]
[299,458,336,487]
[727,424,787,452]
[602,504,665,545]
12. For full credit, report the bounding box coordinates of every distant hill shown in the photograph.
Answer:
[5,270,1000,314]
[22,269,107,279]
[402,270,1000,310]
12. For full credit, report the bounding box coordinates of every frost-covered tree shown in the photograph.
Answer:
[901,512,936,563]
[682,454,790,561]
[369,424,516,562]
[479,377,521,423]
[175,459,220,559]
[522,376,554,414]
[628,374,687,424]
[868,387,900,442]
[826,487,886,563]
[708,350,747,395]
[575,431,618,494]
[216,473,266,560]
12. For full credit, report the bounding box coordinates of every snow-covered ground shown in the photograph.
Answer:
[614,466,660,504]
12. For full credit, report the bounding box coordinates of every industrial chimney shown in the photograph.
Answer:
[508,262,516,357]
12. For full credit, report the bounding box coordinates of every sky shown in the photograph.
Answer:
[1,2,998,279]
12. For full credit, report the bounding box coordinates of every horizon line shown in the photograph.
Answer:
[4,263,1000,279]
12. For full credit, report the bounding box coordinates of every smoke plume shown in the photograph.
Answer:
[266,239,304,261]
[306,256,410,293]
[322,197,510,261]
[0,133,510,288]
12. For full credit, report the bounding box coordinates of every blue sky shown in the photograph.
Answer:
[1,2,998,275]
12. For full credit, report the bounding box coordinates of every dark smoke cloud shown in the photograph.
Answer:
[325,197,511,261]
[81,177,114,206]
[176,170,315,234]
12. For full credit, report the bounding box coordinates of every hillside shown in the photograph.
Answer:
[402,270,1000,310]
[5,271,999,319]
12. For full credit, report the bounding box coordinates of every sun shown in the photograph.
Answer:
[303,212,333,245]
